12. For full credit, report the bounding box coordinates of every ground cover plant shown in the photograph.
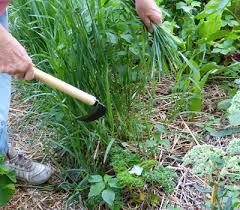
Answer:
[183,139,240,209]
[0,155,16,206]
[5,0,240,209]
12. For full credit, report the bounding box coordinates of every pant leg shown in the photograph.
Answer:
[0,10,11,154]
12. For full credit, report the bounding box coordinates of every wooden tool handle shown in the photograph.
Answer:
[34,68,96,106]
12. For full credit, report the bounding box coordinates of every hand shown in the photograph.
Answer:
[135,0,162,33]
[0,25,34,80]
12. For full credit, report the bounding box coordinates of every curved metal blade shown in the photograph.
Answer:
[80,101,107,122]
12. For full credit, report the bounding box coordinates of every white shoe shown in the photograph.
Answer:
[5,147,53,185]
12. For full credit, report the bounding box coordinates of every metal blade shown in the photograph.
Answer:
[79,101,107,122]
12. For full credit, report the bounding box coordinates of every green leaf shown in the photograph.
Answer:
[217,99,232,111]
[193,184,212,193]
[0,175,16,206]
[154,124,169,133]
[198,14,223,38]
[200,62,219,74]
[0,183,15,206]
[229,112,240,126]
[153,133,161,142]
[146,140,157,148]
[232,201,240,208]
[0,156,4,165]
[189,95,202,112]
[6,170,16,184]
[191,2,201,8]
[108,178,120,189]
[197,30,230,44]
[88,175,103,183]
[0,157,16,206]
[104,138,115,163]
[160,139,171,147]
[176,2,192,14]
[210,128,240,137]
[102,189,115,206]
[228,91,240,126]
[88,182,105,198]
[103,175,112,184]
[196,0,231,19]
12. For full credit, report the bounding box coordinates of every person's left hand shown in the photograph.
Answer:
[135,0,162,33]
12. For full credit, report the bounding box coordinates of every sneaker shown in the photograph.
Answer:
[5,147,53,185]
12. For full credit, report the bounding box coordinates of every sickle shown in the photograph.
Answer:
[34,68,106,122]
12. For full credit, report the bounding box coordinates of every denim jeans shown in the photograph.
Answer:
[0,10,11,154]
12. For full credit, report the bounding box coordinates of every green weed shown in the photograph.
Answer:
[0,155,16,206]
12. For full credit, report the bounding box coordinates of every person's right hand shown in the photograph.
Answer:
[135,0,162,33]
[0,25,34,80]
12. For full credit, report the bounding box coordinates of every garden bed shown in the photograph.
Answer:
[6,80,239,210]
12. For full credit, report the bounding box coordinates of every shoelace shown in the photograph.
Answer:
[8,151,32,169]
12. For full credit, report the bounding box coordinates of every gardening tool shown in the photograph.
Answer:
[33,67,106,122]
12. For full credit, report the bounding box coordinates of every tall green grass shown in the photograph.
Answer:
[10,0,151,175]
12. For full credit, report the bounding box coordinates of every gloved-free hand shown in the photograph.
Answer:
[135,0,162,33]
[0,25,34,80]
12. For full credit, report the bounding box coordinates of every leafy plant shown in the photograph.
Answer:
[0,155,16,206]
[166,0,240,113]
[87,174,121,209]
[183,139,240,209]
